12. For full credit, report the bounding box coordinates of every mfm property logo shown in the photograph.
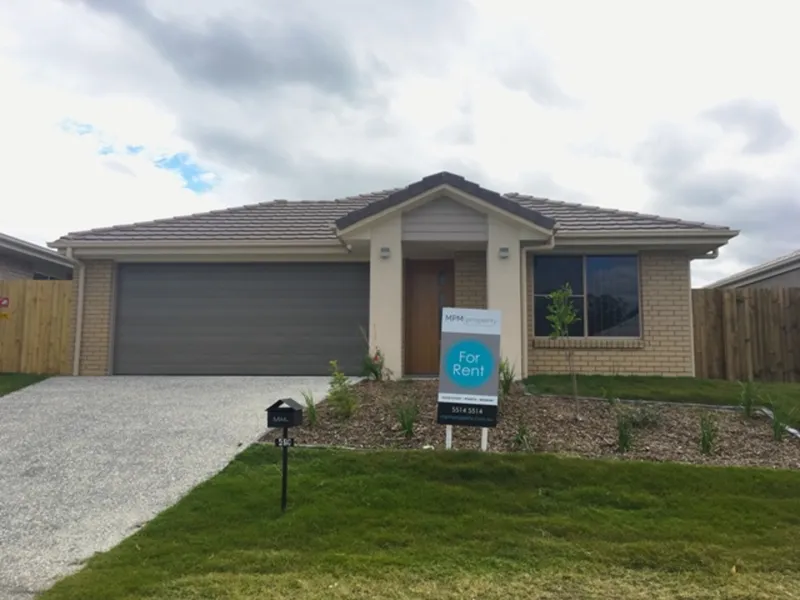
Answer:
[445,312,498,329]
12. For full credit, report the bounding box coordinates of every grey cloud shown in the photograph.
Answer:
[632,122,715,175]
[436,122,475,145]
[702,98,794,154]
[185,125,292,176]
[77,0,380,103]
[55,0,479,202]
[569,137,623,160]
[516,172,591,204]
[634,121,800,271]
[494,44,579,108]
[250,160,423,201]
[435,94,476,145]
[506,73,579,108]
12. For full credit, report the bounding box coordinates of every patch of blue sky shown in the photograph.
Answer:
[155,152,217,193]
[60,119,94,135]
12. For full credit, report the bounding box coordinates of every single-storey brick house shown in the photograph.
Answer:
[50,172,738,378]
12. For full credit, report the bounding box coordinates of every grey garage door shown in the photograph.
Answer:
[113,262,370,375]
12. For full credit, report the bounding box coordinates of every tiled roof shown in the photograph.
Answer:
[706,248,800,288]
[506,193,729,233]
[51,174,733,245]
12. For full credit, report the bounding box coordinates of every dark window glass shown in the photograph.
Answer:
[586,256,640,337]
[534,295,584,337]
[533,255,583,295]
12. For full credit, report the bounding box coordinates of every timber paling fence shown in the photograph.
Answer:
[692,288,800,383]
[0,280,73,375]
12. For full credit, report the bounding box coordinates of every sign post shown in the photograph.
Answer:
[437,307,502,450]
[266,398,303,513]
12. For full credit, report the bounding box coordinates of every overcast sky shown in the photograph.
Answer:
[2,0,798,286]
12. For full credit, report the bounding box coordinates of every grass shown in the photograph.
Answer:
[0,372,47,396]
[42,446,800,599]
[525,374,800,426]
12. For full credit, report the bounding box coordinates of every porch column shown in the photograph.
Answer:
[368,218,403,376]
[486,217,524,375]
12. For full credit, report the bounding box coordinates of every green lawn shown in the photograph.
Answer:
[0,372,46,396]
[525,374,800,425]
[42,446,800,600]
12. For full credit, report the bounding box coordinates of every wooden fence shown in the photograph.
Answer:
[0,280,73,375]
[693,288,800,382]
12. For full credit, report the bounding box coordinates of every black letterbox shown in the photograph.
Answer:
[266,397,303,428]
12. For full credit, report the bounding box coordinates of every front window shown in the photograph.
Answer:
[533,255,641,338]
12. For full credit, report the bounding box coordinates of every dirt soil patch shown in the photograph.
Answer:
[260,380,800,469]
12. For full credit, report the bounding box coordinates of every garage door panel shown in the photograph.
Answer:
[113,263,369,375]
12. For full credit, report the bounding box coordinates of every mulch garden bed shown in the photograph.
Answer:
[259,379,800,470]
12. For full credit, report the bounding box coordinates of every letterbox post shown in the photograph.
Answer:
[281,425,289,512]
[266,398,303,513]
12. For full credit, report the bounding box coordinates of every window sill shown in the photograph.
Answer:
[532,337,645,350]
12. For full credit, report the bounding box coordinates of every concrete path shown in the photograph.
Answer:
[0,376,329,600]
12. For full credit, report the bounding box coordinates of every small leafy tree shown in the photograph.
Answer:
[327,360,358,419]
[546,283,581,418]
[699,412,718,455]
[738,380,759,419]
[616,409,634,453]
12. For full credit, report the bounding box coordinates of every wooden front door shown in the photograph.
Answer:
[404,259,455,375]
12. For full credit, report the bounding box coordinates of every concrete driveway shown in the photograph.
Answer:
[0,376,330,600]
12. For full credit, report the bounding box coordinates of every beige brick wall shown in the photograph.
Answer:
[74,260,115,376]
[527,252,694,376]
[454,251,487,309]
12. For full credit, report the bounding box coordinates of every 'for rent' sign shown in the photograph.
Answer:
[437,307,501,428]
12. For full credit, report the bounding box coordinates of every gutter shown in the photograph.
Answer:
[68,247,86,377]
[48,238,345,250]
[557,228,740,239]
[331,227,353,253]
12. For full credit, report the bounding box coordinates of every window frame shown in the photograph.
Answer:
[532,253,643,339]
[33,272,58,281]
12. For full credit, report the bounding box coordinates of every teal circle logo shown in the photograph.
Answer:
[445,340,494,388]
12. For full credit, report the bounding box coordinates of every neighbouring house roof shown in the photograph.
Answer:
[706,248,800,288]
[49,171,735,246]
[1,232,75,268]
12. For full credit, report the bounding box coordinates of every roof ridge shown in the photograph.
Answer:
[505,192,730,230]
[333,188,401,203]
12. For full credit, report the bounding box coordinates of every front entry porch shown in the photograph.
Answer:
[368,233,524,379]
[347,180,542,379]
